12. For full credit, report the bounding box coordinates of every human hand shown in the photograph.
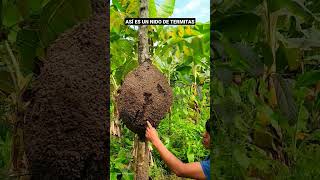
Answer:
[145,121,159,144]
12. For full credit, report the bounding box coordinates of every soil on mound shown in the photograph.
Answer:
[23,8,109,180]
[117,62,173,138]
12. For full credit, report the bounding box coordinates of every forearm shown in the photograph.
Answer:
[152,138,185,175]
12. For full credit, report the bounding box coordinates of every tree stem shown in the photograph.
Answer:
[134,0,150,179]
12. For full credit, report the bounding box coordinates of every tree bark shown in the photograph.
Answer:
[134,0,150,179]
[134,135,149,180]
[138,0,149,65]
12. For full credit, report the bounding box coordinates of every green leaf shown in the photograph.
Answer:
[213,97,238,126]
[276,41,301,71]
[233,43,264,76]
[229,86,241,104]
[297,105,308,131]
[191,37,203,57]
[284,38,320,49]
[0,122,10,142]
[218,35,251,72]
[16,29,39,74]
[214,13,260,41]
[110,173,117,180]
[176,65,192,75]
[39,0,92,47]
[123,173,134,180]
[233,147,250,169]
[215,63,233,85]
[157,0,175,18]
[258,42,273,67]
[114,59,138,85]
[285,48,300,71]
[296,70,320,88]
[112,0,124,12]
[0,69,14,94]
[270,0,316,22]
[2,0,21,27]
[276,42,289,72]
[187,152,194,162]
[272,74,298,126]
[16,0,43,17]
[149,0,157,18]
[216,80,225,97]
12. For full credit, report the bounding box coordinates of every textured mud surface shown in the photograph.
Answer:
[23,2,109,179]
[117,62,173,137]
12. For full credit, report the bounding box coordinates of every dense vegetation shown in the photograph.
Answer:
[110,0,210,179]
[212,0,320,179]
[0,0,97,178]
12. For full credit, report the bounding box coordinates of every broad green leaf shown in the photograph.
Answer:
[16,0,43,17]
[213,97,238,126]
[233,43,264,76]
[157,0,175,18]
[2,1,21,27]
[114,59,138,85]
[253,129,275,150]
[229,86,241,104]
[272,74,298,126]
[149,0,157,18]
[176,65,192,75]
[16,29,39,75]
[216,80,225,97]
[286,48,300,71]
[297,105,309,131]
[214,13,260,41]
[110,173,117,180]
[296,70,320,88]
[276,44,300,71]
[256,105,273,126]
[233,148,250,169]
[112,0,124,12]
[242,78,257,105]
[270,0,316,22]
[306,0,320,13]
[39,0,92,47]
[309,130,320,141]
[218,36,252,73]
[123,173,134,180]
[258,42,273,67]
[215,63,233,85]
[191,37,203,57]
[284,38,320,49]
[0,122,10,142]
[0,69,14,94]
[125,0,139,17]
[276,42,289,72]
[110,8,122,33]
[187,152,195,162]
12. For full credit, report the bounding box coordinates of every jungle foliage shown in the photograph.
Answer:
[212,0,320,179]
[110,0,210,179]
[0,0,92,178]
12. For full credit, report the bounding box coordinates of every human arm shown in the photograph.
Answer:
[145,121,207,180]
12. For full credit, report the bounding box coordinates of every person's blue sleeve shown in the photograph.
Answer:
[200,159,210,180]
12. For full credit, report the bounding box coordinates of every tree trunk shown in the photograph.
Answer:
[138,0,149,65]
[134,136,149,180]
[134,0,150,179]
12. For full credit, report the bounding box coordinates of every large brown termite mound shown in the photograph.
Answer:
[117,62,173,138]
[23,2,109,179]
